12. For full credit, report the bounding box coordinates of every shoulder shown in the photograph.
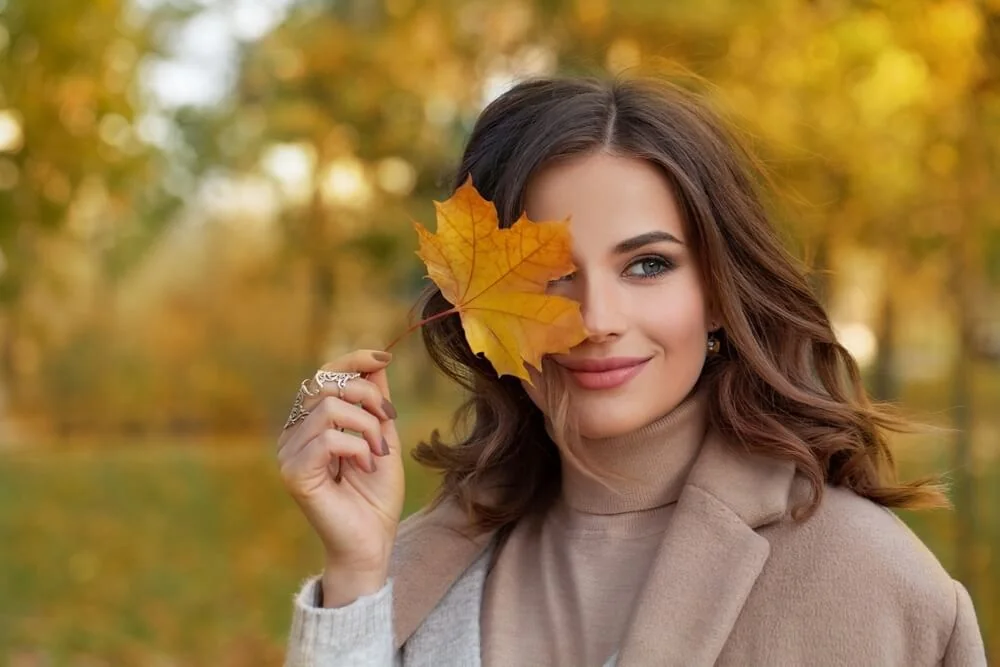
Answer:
[729,479,986,664]
[761,480,961,638]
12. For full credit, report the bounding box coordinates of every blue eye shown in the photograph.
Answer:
[625,256,673,279]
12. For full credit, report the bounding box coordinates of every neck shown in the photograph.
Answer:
[556,388,709,515]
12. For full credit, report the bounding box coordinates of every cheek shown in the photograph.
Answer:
[636,279,709,352]
[520,361,571,419]
[521,368,545,411]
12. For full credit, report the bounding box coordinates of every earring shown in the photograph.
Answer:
[707,332,720,355]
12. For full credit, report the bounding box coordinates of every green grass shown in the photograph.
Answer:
[0,442,995,666]
[0,442,438,667]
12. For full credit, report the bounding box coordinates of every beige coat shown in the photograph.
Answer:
[387,428,987,666]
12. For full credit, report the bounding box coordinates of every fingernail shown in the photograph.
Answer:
[372,351,392,362]
[380,436,390,457]
[369,452,377,472]
[381,399,397,420]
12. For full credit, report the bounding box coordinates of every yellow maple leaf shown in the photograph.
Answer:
[414,176,588,382]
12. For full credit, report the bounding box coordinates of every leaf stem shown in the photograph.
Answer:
[383,306,458,352]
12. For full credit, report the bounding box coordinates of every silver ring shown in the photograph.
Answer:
[283,380,313,430]
[300,377,321,398]
[313,371,361,396]
[283,371,360,432]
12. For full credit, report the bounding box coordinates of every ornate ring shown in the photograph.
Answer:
[313,370,361,397]
[282,380,313,431]
[283,371,361,432]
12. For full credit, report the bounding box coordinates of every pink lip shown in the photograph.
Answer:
[556,356,652,390]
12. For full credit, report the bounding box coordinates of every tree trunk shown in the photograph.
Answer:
[0,308,16,446]
[303,171,335,372]
[871,276,898,402]
[949,224,977,597]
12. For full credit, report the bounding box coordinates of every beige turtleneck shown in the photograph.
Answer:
[480,390,708,667]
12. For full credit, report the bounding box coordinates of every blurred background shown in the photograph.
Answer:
[0,0,997,664]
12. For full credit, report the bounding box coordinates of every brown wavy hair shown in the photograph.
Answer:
[411,75,947,532]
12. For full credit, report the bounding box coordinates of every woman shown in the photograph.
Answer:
[276,77,986,666]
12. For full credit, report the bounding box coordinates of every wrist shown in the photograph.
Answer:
[320,564,389,608]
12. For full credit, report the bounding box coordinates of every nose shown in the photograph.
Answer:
[576,273,625,343]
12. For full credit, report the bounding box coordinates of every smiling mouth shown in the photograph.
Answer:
[555,357,652,390]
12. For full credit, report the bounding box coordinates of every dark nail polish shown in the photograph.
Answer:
[381,436,390,456]
[372,351,392,362]
[381,399,397,420]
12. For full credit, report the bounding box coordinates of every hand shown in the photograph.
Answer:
[276,349,405,603]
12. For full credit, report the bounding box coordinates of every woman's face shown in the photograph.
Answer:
[521,152,715,439]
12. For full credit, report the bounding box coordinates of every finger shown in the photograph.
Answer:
[367,365,392,401]
[301,376,396,423]
[321,349,393,376]
[276,349,391,449]
[366,366,400,456]
[282,429,376,485]
[289,397,385,460]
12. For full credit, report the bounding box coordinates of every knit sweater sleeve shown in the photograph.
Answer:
[284,574,401,667]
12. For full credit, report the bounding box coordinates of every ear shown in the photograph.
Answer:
[706,312,722,334]
[704,296,722,334]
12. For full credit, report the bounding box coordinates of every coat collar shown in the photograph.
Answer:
[389,495,494,649]
[390,427,797,662]
[614,427,795,666]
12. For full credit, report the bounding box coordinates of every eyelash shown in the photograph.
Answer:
[625,254,675,280]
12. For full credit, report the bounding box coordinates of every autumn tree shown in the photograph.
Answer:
[0,0,179,435]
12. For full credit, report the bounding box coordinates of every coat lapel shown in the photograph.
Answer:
[389,428,797,664]
[404,548,492,667]
[615,428,796,667]
[389,497,494,650]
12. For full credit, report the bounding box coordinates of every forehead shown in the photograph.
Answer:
[523,152,686,249]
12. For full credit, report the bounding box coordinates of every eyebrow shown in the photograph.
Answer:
[612,231,684,254]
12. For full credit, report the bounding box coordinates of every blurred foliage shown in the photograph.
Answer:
[0,0,998,663]
[0,404,447,667]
